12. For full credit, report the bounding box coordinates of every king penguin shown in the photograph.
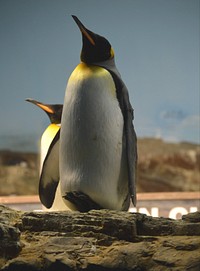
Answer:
[26,98,68,211]
[26,99,62,167]
[40,15,137,212]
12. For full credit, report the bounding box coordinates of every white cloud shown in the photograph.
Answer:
[136,114,200,144]
[167,114,200,143]
[178,114,200,129]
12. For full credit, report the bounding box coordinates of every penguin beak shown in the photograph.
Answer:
[72,15,95,46]
[26,98,54,114]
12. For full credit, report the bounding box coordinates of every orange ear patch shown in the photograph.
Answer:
[110,47,114,58]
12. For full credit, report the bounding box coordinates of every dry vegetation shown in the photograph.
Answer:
[0,138,199,196]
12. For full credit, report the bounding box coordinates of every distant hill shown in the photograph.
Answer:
[0,134,40,152]
[0,138,199,196]
[137,138,199,192]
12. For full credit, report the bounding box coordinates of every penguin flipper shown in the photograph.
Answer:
[39,129,60,208]
[120,84,137,207]
[109,71,137,207]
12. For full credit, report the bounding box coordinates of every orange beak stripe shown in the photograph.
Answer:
[81,27,95,46]
[37,104,54,114]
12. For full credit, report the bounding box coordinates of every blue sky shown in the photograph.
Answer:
[0,0,199,151]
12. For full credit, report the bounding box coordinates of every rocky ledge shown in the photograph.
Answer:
[0,205,200,271]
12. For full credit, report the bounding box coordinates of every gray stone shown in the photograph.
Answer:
[0,206,21,261]
[0,205,200,271]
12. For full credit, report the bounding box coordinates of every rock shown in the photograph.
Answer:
[0,205,200,271]
[21,210,137,242]
[182,211,200,223]
[0,223,21,259]
[0,206,22,266]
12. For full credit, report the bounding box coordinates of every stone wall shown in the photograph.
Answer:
[0,205,199,270]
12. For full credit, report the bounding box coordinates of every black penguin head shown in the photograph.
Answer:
[72,15,114,64]
[26,98,63,124]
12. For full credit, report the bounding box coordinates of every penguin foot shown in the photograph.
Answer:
[63,191,102,212]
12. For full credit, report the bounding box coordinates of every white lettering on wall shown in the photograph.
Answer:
[169,207,188,219]
[129,207,159,217]
[129,206,198,219]
[169,207,198,219]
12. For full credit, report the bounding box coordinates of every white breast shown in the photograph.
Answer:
[40,124,68,211]
[40,124,60,172]
[60,64,128,210]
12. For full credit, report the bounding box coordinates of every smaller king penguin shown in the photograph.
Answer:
[26,98,68,211]
[40,16,137,212]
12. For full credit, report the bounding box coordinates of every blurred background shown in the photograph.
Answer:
[0,0,199,199]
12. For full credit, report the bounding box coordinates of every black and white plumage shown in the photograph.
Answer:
[26,98,68,211]
[39,16,137,212]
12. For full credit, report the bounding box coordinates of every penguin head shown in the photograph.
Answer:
[26,98,63,124]
[72,15,114,64]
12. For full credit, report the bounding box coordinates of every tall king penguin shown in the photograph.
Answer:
[40,16,137,212]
